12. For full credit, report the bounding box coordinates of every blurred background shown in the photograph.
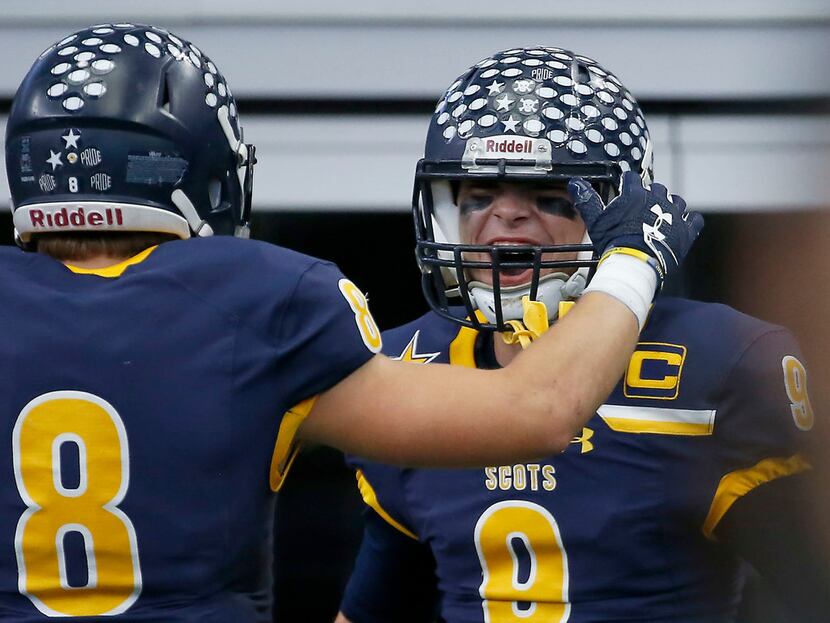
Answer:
[0,1,828,621]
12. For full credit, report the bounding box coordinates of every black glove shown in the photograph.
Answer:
[568,171,704,281]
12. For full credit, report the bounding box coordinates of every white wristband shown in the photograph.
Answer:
[583,253,658,331]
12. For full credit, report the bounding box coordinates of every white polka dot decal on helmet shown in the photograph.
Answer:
[36,24,240,126]
[6,24,257,248]
[426,46,652,182]
[413,46,654,332]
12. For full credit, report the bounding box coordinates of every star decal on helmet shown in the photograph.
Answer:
[394,331,440,364]
[495,94,514,111]
[62,129,81,149]
[486,80,505,96]
[46,150,63,170]
[502,115,520,133]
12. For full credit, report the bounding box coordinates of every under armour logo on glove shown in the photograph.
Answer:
[568,171,703,282]
[642,204,675,274]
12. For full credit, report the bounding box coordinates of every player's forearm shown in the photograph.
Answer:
[301,359,529,465]
[503,291,638,449]
[301,292,637,466]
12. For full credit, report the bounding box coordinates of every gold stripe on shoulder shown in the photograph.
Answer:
[64,245,158,278]
[269,396,317,492]
[355,469,418,540]
[598,404,715,435]
[702,453,811,540]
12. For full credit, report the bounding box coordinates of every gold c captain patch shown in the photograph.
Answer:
[396,330,440,364]
[624,342,687,400]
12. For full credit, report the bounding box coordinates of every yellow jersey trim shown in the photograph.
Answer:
[396,330,440,364]
[449,311,486,368]
[355,469,418,540]
[269,396,317,492]
[702,453,811,540]
[597,404,715,435]
[64,245,158,278]
[558,300,576,319]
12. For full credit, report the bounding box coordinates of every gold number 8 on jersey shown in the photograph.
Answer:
[13,391,141,617]
[782,355,814,431]
[339,279,382,353]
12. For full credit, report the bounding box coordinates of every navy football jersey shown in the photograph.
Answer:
[344,300,814,623]
[0,237,379,622]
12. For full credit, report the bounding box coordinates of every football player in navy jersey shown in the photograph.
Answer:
[0,28,703,622]
[337,47,828,623]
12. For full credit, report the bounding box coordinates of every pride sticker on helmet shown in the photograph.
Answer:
[338,279,382,353]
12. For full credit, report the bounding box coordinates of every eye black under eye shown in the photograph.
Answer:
[459,195,493,214]
[537,197,577,219]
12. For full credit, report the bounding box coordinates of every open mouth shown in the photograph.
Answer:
[499,251,533,277]
[496,249,536,276]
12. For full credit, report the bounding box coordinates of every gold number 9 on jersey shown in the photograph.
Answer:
[475,501,570,622]
[13,391,141,617]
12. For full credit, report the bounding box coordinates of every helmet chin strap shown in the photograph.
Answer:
[501,297,551,349]
[468,269,588,326]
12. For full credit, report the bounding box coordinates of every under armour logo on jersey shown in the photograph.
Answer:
[570,427,594,454]
[642,204,678,274]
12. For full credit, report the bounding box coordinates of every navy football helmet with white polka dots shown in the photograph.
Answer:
[414,46,653,331]
[5,24,255,248]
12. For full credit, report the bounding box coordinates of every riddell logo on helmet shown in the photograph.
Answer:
[462,135,551,171]
[28,207,123,229]
[484,138,534,155]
